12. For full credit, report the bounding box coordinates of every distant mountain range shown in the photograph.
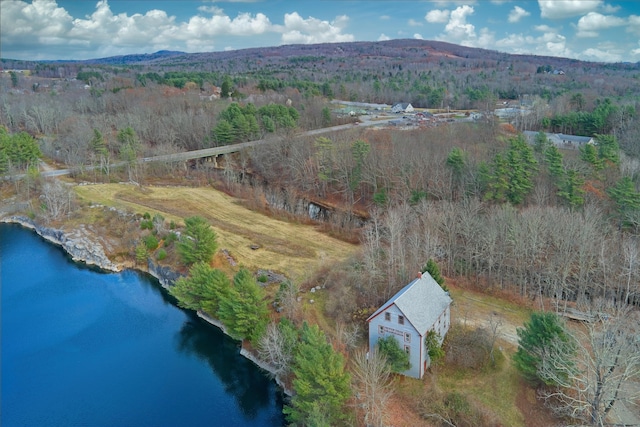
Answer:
[39,50,187,65]
[3,39,638,69]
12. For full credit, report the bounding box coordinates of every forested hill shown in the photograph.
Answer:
[3,39,638,71]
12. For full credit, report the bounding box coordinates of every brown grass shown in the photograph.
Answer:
[74,183,357,279]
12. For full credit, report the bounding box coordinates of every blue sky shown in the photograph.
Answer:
[1,0,639,63]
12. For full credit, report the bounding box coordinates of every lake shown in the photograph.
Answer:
[0,223,284,427]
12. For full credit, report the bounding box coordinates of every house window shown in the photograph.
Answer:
[404,332,411,343]
[398,315,405,325]
[378,325,384,335]
[404,345,411,355]
[384,312,390,321]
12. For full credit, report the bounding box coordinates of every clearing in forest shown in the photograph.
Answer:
[74,183,357,279]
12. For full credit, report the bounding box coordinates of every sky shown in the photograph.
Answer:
[1,0,639,63]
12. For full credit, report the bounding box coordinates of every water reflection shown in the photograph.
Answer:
[175,316,284,423]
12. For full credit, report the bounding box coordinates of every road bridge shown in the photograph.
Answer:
[5,116,394,180]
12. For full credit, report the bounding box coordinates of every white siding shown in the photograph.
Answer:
[368,304,423,378]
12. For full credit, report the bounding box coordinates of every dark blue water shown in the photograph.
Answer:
[0,224,284,427]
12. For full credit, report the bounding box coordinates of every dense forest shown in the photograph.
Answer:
[1,39,639,427]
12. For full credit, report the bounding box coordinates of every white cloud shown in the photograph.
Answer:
[538,0,602,19]
[508,6,530,23]
[576,12,625,37]
[378,33,391,41]
[1,0,73,41]
[408,18,423,27]
[413,33,424,39]
[379,15,391,20]
[443,5,476,41]
[534,24,555,32]
[279,13,354,44]
[429,0,477,6]
[0,1,355,59]
[425,9,450,24]
[628,15,640,35]
[184,12,272,37]
[582,47,621,62]
[601,3,621,13]
[469,27,573,60]
[197,5,225,15]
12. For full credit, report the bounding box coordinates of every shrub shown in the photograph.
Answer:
[135,243,148,264]
[156,249,167,261]
[373,190,388,206]
[419,389,500,427]
[257,274,268,283]
[143,235,159,251]
[445,325,492,370]
[143,212,151,220]
[377,335,410,373]
[164,232,178,246]
[140,220,153,230]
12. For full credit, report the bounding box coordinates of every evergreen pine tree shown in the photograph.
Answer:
[557,168,585,209]
[422,259,448,291]
[513,312,575,386]
[285,323,351,426]
[218,269,269,344]
[169,262,230,315]
[607,176,640,228]
[544,145,564,178]
[177,216,218,265]
[213,120,234,145]
[580,144,603,170]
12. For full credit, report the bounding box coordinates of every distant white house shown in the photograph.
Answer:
[523,131,594,150]
[391,103,414,113]
[367,271,452,379]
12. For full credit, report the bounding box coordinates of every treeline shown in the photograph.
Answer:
[136,71,224,90]
[242,123,639,311]
[543,97,634,136]
[211,102,299,145]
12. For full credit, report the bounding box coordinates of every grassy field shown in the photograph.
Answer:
[74,183,357,280]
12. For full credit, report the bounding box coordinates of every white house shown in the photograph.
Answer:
[367,272,452,379]
[391,103,414,114]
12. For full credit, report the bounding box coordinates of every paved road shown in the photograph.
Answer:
[5,116,393,180]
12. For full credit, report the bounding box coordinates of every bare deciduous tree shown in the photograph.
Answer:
[351,348,393,427]
[40,179,74,222]
[538,303,640,427]
[257,322,294,378]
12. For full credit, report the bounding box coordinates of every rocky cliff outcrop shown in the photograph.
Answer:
[147,259,185,288]
[1,216,121,272]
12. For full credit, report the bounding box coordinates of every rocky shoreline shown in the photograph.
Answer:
[1,216,121,272]
[1,216,288,395]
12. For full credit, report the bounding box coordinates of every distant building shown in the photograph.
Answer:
[367,272,452,379]
[523,131,594,150]
[391,103,414,113]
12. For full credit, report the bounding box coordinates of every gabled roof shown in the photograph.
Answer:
[367,272,452,334]
[523,131,593,145]
[556,133,593,144]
